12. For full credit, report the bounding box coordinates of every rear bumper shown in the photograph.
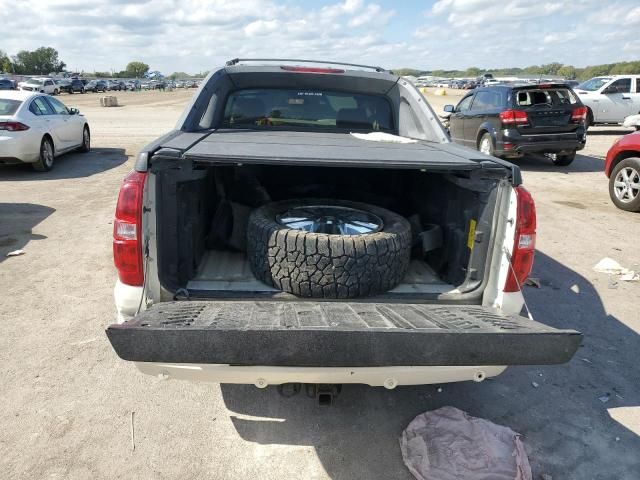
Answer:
[497,129,586,157]
[134,362,508,387]
[106,301,582,368]
[0,136,39,163]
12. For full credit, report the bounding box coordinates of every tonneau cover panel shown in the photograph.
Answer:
[181,130,500,170]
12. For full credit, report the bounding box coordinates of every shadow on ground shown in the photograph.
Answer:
[514,152,605,173]
[220,251,639,479]
[0,203,55,263]
[0,147,128,180]
[587,128,636,136]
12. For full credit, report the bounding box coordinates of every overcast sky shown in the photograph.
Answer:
[2,0,638,74]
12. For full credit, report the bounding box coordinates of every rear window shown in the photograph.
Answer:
[514,88,578,107]
[222,88,394,132]
[0,99,22,115]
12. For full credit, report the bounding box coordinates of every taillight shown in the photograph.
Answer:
[113,170,147,286]
[280,66,345,74]
[571,106,587,123]
[499,109,529,126]
[504,186,536,292]
[0,121,30,131]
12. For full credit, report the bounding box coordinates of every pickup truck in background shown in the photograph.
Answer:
[106,59,581,399]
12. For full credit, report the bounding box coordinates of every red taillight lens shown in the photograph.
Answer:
[0,121,30,131]
[280,66,345,74]
[499,109,529,126]
[504,186,536,292]
[571,106,587,123]
[113,170,147,286]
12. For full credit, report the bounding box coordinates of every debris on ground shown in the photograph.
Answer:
[436,387,442,393]
[541,474,553,480]
[130,411,136,451]
[524,278,541,288]
[598,393,611,403]
[620,272,640,282]
[400,406,532,480]
[6,249,25,257]
[594,257,639,281]
[532,382,540,388]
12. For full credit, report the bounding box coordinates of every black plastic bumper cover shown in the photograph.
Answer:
[106,301,582,367]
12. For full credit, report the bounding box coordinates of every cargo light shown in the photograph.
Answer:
[504,186,536,292]
[113,170,147,286]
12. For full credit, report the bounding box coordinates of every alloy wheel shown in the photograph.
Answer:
[613,167,640,203]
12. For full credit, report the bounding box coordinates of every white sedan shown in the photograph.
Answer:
[0,90,90,171]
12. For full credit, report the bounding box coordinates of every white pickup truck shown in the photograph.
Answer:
[106,59,581,398]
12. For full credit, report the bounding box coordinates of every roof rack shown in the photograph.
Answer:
[225,58,387,73]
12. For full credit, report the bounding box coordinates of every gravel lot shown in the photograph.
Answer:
[1,88,639,479]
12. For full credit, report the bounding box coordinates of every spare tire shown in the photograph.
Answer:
[247,199,412,299]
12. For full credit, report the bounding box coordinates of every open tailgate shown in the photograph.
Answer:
[106,301,581,367]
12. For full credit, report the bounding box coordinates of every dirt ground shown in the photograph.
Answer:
[1,88,639,480]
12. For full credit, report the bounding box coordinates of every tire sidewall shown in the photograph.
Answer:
[80,126,90,152]
[478,132,494,156]
[609,158,640,212]
[247,198,412,298]
[34,137,54,172]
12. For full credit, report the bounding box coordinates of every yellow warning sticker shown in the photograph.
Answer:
[467,219,477,250]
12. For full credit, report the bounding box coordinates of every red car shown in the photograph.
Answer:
[605,131,640,212]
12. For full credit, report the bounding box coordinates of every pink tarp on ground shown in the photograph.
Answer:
[400,406,532,480]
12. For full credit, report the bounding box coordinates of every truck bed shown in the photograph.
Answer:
[186,251,455,295]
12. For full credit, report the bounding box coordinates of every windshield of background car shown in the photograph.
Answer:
[29,79,44,86]
[0,99,22,115]
[222,88,394,132]
[577,77,611,91]
[513,88,579,107]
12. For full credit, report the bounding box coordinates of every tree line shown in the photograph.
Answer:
[0,47,152,78]
[394,61,640,80]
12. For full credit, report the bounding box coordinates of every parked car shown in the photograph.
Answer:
[84,80,108,93]
[67,79,86,94]
[19,77,59,95]
[0,78,15,90]
[604,130,640,211]
[105,80,123,91]
[443,83,587,166]
[0,90,90,171]
[574,75,640,126]
[55,79,72,93]
[105,60,581,398]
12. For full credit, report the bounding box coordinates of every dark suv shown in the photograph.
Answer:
[444,84,587,166]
